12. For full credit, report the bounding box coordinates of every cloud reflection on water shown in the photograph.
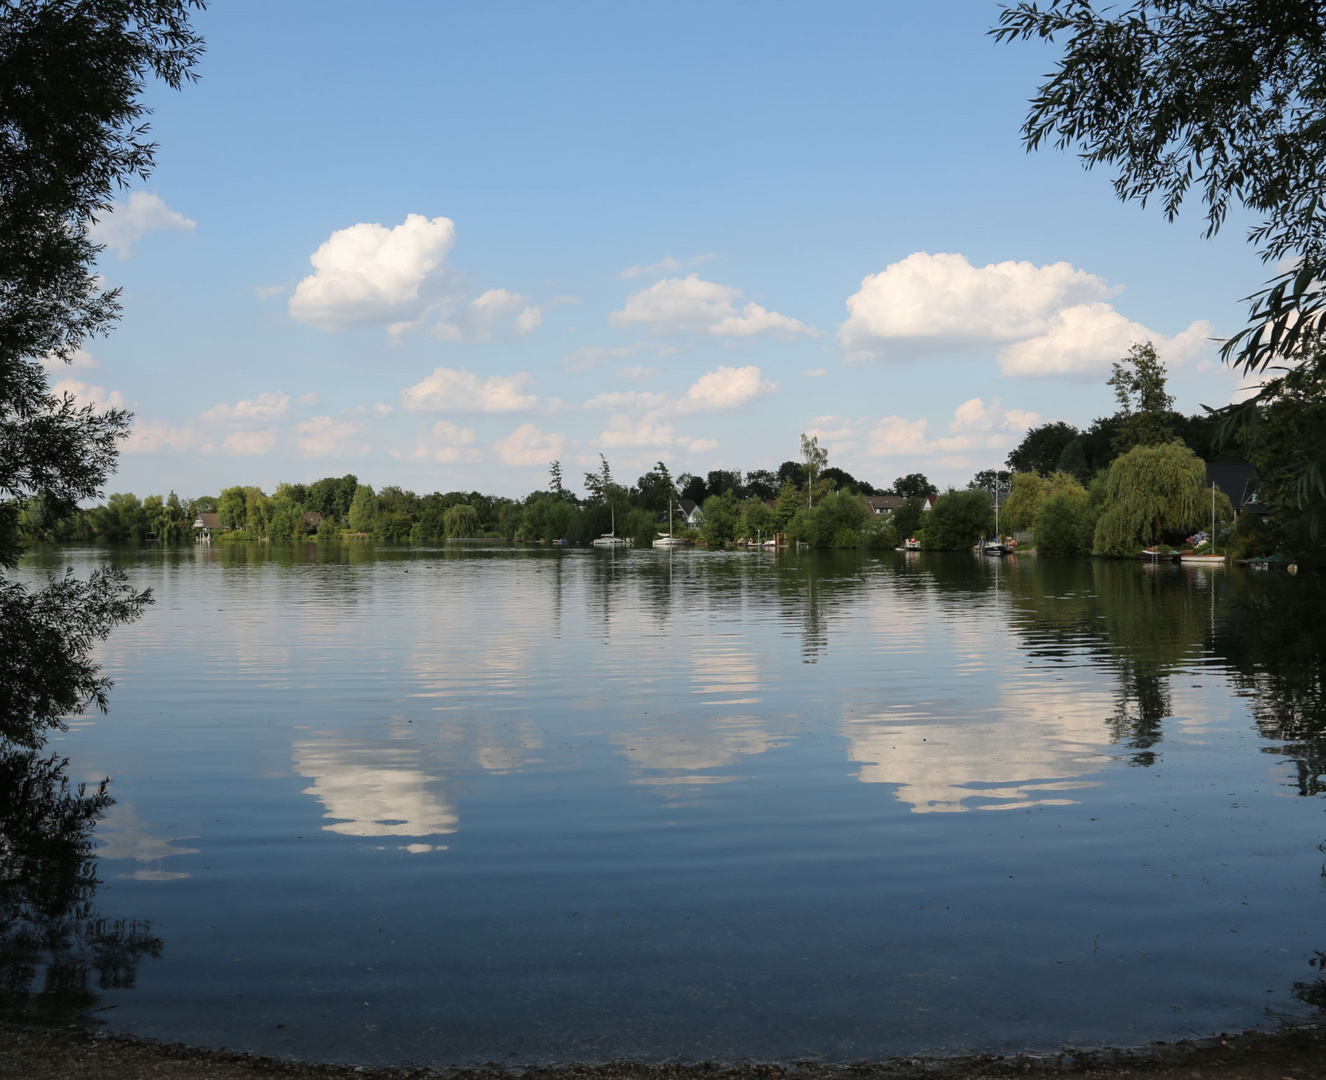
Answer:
[292,735,459,844]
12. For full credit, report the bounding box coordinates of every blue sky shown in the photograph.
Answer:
[67,0,1268,500]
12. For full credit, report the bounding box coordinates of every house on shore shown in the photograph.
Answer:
[192,512,221,541]
[1206,462,1263,515]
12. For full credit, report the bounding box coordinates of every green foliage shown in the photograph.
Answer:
[892,473,936,498]
[787,490,867,548]
[315,514,342,542]
[1005,470,1085,532]
[862,515,899,550]
[265,498,305,542]
[1092,442,1209,555]
[1035,486,1089,557]
[1226,508,1271,560]
[1236,354,1326,559]
[920,489,992,551]
[744,469,780,500]
[1108,342,1173,416]
[821,467,876,495]
[1003,472,1045,531]
[772,479,802,531]
[800,433,828,507]
[623,507,657,546]
[443,503,480,539]
[1,569,150,747]
[739,498,773,540]
[889,496,926,543]
[1006,421,1079,475]
[633,461,678,514]
[583,454,613,503]
[517,491,578,542]
[347,484,377,533]
[700,491,740,545]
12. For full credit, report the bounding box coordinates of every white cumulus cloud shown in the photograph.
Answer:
[411,420,480,463]
[201,391,290,422]
[90,192,195,259]
[494,423,565,466]
[400,367,536,413]
[839,250,1215,380]
[679,365,778,412]
[296,416,369,459]
[610,274,815,337]
[289,214,456,331]
[865,397,1040,460]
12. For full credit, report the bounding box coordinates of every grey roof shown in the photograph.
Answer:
[1205,462,1261,511]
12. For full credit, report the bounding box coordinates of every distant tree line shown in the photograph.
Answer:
[22,441,956,553]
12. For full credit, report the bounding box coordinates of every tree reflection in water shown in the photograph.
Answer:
[1209,571,1326,1015]
[0,747,160,1023]
[1214,575,1326,797]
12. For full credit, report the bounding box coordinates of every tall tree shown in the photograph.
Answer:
[1107,341,1177,451]
[800,433,828,507]
[1,1,203,745]
[1006,421,1080,475]
[583,454,613,504]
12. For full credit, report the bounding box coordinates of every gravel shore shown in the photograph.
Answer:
[2,1023,1324,1080]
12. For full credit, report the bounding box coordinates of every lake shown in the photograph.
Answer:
[7,543,1326,1066]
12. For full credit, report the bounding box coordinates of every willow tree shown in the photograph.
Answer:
[1092,442,1209,555]
[1005,470,1086,531]
[443,503,480,539]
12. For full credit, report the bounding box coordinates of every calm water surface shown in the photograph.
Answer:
[10,544,1326,1065]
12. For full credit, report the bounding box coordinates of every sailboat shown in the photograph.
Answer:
[1181,483,1226,565]
[592,504,627,547]
[652,496,687,547]
[982,481,1010,555]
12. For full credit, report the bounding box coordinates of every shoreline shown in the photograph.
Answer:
[2,1021,1324,1080]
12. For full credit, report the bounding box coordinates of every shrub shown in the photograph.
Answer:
[920,489,992,550]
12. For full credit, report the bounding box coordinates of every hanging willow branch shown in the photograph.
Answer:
[1093,442,1212,555]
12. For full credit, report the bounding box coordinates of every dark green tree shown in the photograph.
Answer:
[744,468,779,501]
[583,454,613,504]
[0,0,202,746]
[706,468,743,499]
[1107,342,1177,452]
[892,473,937,499]
[1006,420,1079,475]
[920,489,992,551]
[677,471,707,504]
[548,459,567,498]
[700,491,740,545]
